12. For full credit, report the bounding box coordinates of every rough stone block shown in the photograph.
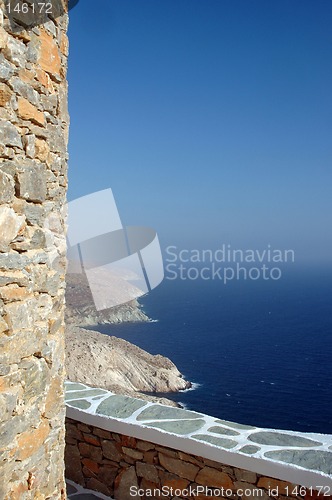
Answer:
[29,123,49,139]
[122,447,144,460]
[114,467,138,500]
[159,470,190,490]
[0,269,29,287]
[19,357,48,404]
[144,450,158,464]
[136,440,155,451]
[234,481,269,500]
[47,123,67,153]
[26,34,40,64]
[9,76,40,107]
[23,134,36,158]
[4,299,33,331]
[158,453,199,481]
[60,32,69,56]
[0,26,8,49]
[83,433,100,447]
[140,478,164,497]
[82,458,99,475]
[0,414,30,450]
[38,29,61,79]
[66,422,83,441]
[120,456,135,466]
[0,316,9,333]
[235,468,257,484]
[16,419,50,461]
[86,477,111,496]
[0,393,17,422]
[195,466,234,489]
[4,36,26,67]
[0,171,15,203]
[77,423,91,433]
[178,451,203,467]
[35,68,54,92]
[121,435,137,448]
[102,440,122,462]
[98,465,118,488]
[136,461,159,483]
[44,375,64,419]
[35,137,50,161]
[112,433,122,443]
[18,68,36,85]
[257,477,295,496]
[78,442,90,457]
[82,465,97,479]
[17,162,47,202]
[41,93,58,113]
[202,457,226,470]
[65,444,84,485]
[0,119,22,148]
[0,252,28,270]
[0,145,15,159]
[0,54,16,81]
[0,82,11,106]
[17,97,45,126]
[0,284,30,302]
[5,481,29,498]
[155,446,179,458]
[22,201,46,225]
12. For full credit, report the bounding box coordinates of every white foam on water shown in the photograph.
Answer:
[180,382,202,393]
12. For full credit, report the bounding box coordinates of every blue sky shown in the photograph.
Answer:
[67,0,332,262]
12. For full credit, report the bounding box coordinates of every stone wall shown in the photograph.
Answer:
[66,418,328,500]
[0,2,69,498]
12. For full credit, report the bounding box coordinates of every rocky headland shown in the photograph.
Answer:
[65,273,191,405]
[65,272,150,326]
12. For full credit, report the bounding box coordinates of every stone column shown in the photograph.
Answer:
[0,1,69,497]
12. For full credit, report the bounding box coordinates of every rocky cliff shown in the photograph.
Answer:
[65,273,150,326]
[65,273,191,405]
[66,326,190,406]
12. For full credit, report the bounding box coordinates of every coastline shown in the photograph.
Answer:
[65,273,192,407]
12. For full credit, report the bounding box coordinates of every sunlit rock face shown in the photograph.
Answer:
[65,272,150,326]
[65,326,191,405]
[65,272,191,407]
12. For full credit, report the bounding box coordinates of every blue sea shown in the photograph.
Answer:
[98,265,332,434]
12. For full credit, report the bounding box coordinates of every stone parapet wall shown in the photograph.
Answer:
[66,417,328,500]
[65,381,332,493]
[0,2,69,498]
